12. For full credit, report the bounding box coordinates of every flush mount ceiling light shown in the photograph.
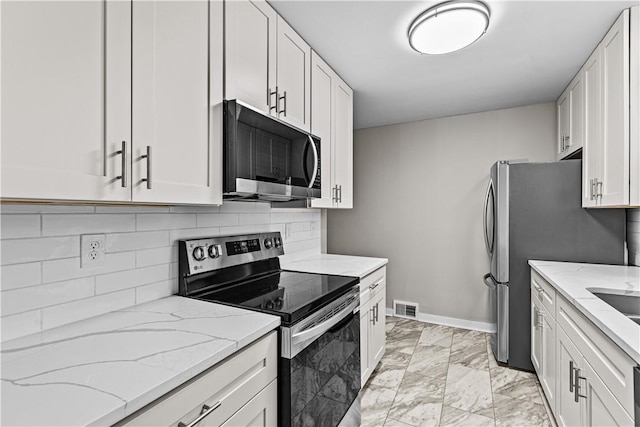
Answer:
[408,0,490,55]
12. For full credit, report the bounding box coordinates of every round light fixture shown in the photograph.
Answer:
[408,0,490,55]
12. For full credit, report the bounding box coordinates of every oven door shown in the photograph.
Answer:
[279,288,361,427]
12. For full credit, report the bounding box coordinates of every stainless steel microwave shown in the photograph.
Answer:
[223,100,321,202]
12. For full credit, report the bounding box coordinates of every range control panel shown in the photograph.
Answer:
[179,232,284,276]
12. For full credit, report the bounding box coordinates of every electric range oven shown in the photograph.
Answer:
[178,232,361,427]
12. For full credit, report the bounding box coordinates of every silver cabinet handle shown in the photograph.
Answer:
[269,87,279,114]
[589,178,596,201]
[375,303,379,322]
[332,185,338,202]
[338,184,342,203]
[370,306,375,324]
[569,361,576,393]
[369,281,380,290]
[573,368,587,402]
[279,90,287,117]
[565,135,571,148]
[561,135,566,152]
[116,141,127,188]
[596,181,603,201]
[537,311,544,328]
[177,401,222,427]
[141,146,152,190]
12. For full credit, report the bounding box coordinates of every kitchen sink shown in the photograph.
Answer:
[592,292,640,325]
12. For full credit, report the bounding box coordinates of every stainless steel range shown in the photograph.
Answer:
[178,232,361,427]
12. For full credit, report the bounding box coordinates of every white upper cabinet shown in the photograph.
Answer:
[225,0,311,132]
[581,9,631,207]
[276,17,311,131]
[132,0,222,205]
[557,73,584,161]
[225,0,277,114]
[599,10,630,206]
[1,0,223,205]
[1,1,131,202]
[310,52,354,209]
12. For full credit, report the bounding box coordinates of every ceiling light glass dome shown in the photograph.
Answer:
[408,0,490,55]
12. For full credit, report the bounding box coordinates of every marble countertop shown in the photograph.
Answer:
[528,260,640,364]
[0,296,280,426]
[281,254,388,278]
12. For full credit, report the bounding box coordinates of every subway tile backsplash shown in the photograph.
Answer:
[0,202,321,341]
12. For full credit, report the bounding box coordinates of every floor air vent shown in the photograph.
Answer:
[393,300,418,319]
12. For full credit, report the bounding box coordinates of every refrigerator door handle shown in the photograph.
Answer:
[483,273,495,289]
[483,180,494,256]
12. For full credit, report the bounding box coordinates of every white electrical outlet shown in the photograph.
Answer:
[81,234,106,268]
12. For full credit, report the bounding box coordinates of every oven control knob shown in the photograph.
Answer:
[265,300,274,310]
[274,237,282,248]
[208,245,220,259]
[264,238,273,249]
[192,246,206,261]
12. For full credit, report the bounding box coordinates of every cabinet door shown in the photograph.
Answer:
[132,0,221,205]
[219,380,278,427]
[1,1,131,202]
[369,287,386,368]
[333,78,354,209]
[225,0,277,114]
[556,327,583,427]
[531,295,543,375]
[276,17,311,132]
[581,360,634,427]
[360,290,372,387]
[310,52,336,208]
[557,89,570,160]
[567,73,585,157]
[600,10,630,206]
[540,305,556,415]
[582,47,602,208]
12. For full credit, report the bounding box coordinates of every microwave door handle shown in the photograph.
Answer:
[307,135,319,188]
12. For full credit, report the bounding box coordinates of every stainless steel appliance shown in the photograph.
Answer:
[482,159,625,370]
[224,100,321,201]
[178,232,361,427]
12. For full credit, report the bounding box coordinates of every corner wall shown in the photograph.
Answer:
[327,103,557,327]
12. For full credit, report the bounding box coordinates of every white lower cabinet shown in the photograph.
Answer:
[116,331,277,427]
[531,269,636,427]
[360,267,386,387]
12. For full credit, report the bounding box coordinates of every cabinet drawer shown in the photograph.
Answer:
[531,270,556,318]
[556,296,635,417]
[118,331,278,427]
[361,266,386,297]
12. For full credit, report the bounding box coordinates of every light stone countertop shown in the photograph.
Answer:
[528,260,640,364]
[281,253,388,278]
[0,296,280,427]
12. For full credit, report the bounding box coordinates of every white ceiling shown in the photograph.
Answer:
[269,0,639,129]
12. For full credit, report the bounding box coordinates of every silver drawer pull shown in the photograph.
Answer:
[115,141,127,188]
[177,401,221,427]
[369,281,381,290]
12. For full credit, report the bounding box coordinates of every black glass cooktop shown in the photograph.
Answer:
[190,270,359,326]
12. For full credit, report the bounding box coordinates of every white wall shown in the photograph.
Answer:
[327,102,557,327]
[0,202,321,341]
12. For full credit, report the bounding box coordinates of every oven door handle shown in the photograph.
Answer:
[307,135,319,189]
[289,298,359,355]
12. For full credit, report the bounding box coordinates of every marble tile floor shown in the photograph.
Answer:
[361,317,557,427]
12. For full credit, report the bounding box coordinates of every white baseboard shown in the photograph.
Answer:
[385,307,496,333]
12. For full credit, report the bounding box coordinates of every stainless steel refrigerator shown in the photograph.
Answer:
[482,159,625,371]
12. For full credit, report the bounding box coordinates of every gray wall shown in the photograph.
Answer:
[627,209,640,265]
[327,103,557,326]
